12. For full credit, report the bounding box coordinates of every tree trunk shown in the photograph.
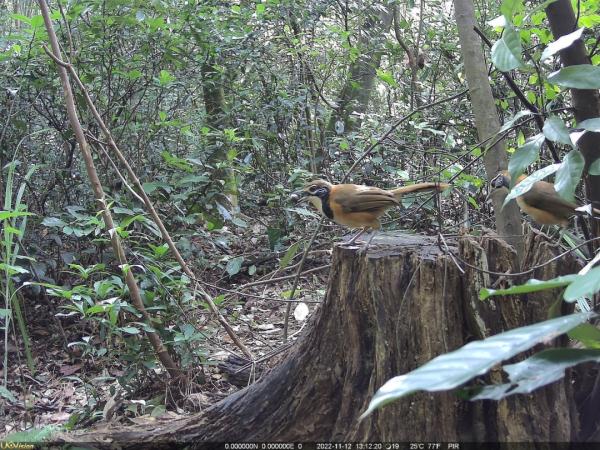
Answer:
[546,0,600,240]
[57,231,580,446]
[326,3,393,136]
[201,60,239,214]
[453,0,524,257]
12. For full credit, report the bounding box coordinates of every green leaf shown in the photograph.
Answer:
[555,150,584,201]
[504,163,561,205]
[548,65,600,89]
[578,118,600,132]
[568,324,600,348]
[500,0,523,22]
[564,266,600,302]
[472,348,600,400]
[541,28,584,61]
[0,385,16,402]
[0,263,30,275]
[360,312,595,419]
[226,256,244,276]
[0,210,34,220]
[41,217,67,227]
[376,69,398,87]
[491,25,524,72]
[499,110,532,133]
[480,275,577,300]
[118,326,140,335]
[507,134,544,185]
[589,158,600,176]
[160,151,193,172]
[542,116,574,147]
[280,242,300,269]
[157,69,175,86]
[10,14,32,25]
[4,425,57,443]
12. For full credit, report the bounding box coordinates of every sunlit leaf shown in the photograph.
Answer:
[376,69,398,87]
[578,118,600,132]
[0,210,34,220]
[555,150,584,201]
[564,266,600,302]
[542,116,574,147]
[472,348,600,400]
[480,275,576,300]
[491,25,524,72]
[548,65,600,89]
[360,312,595,419]
[507,134,544,185]
[541,28,584,61]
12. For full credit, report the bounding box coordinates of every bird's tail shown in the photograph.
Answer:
[391,182,450,200]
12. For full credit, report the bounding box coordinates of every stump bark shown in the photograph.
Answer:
[63,231,581,446]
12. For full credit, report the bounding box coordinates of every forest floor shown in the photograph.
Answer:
[2,217,333,437]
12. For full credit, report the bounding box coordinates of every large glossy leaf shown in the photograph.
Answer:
[542,116,574,147]
[480,275,577,300]
[508,134,544,184]
[540,28,584,61]
[472,348,600,400]
[555,150,584,201]
[548,65,600,89]
[491,25,524,72]
[360,312,595,419]
[579,118,600,132]
[503,163,561,205]
[564,266,600,302]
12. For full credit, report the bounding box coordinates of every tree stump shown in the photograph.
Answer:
[60,231,581,446]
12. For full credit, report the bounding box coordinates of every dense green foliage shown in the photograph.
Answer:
[2,0,600,431]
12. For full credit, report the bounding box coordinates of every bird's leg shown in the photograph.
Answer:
[356,229,378,256]
[346,227,367,245]
[364,230,377,248]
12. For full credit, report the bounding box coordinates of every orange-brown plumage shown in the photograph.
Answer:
[491,170,597,227]
[291,179,450,239]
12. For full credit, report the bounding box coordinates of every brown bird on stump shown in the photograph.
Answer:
[291,179,450,244]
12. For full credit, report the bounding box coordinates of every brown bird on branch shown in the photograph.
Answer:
[491,170,599,227]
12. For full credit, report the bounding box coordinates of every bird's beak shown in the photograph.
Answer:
[290,189,308,203]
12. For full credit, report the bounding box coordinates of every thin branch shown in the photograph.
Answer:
[473,26,561,163]
[42,44,253,360]
[342,88,469,182]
